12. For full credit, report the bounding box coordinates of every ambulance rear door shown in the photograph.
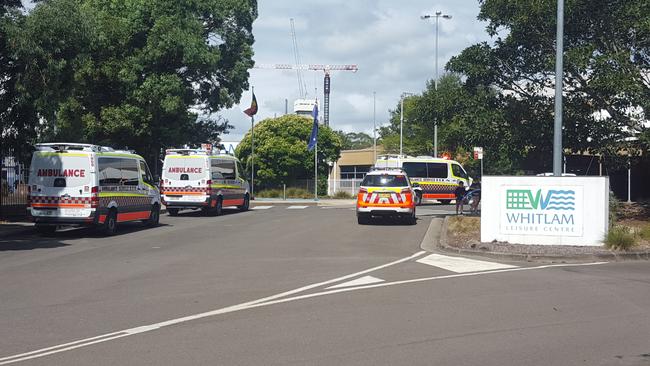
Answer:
[161,155,210,203]
[28,151,95,219]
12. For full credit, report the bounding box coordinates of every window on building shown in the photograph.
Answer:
[340,165,371,179]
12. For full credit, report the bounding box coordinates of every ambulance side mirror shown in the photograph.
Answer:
[411,182,420,188]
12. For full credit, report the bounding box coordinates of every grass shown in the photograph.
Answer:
[604,226,636,251]
[256,188,314,199]
[447,216,480,236]
[331,191,354,199]
[638,223,650,241]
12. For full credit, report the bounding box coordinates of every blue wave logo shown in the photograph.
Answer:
[543,190,575,211]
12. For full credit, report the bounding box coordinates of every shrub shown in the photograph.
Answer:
[332,190,353,199]
[604,226,635,251]
[448,216,480,235]
[256,189,282,198]
[639,224,650,241]
[609,191,620,227]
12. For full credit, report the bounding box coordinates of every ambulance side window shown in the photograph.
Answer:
[139,160,154,185]
[427,163,449,179]
[98,158,122,186]
[451,164,468,179]
[236,161,244,180]
[213,159,235,180]
[121,159,140,186]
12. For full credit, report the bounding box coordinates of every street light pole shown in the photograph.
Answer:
[400,92,413,157]
[553,0,564,176]
[373,91,377,162]
[422,11,452,158]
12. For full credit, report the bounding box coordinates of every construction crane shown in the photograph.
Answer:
[289,18,307,99]
[254,63,358,126]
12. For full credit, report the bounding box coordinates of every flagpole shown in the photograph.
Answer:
[251,114,255,199]
[314,139,318,201]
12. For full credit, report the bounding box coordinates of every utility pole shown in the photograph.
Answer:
[553,0,564,176]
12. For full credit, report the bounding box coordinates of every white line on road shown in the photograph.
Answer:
[286,206,309,209]
[326,275,384,289]
[251,206,273,210]
[0,251,427,365]
[416,254,517,273]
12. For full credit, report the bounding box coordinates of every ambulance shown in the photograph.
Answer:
[356,168,416,225]
[28,143,161,235]
[374,155,472,205]
[161,148,250,216]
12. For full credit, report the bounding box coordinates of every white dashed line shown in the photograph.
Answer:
[286,206,309,209]
[251,206,273,210]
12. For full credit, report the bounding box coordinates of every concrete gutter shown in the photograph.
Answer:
[251,199,354,207]
[421,216,650,263]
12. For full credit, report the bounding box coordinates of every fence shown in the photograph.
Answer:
[1,151,29,219]
[328,179,363,197]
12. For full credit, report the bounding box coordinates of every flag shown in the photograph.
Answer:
[244,92,258,117]
[307,103,319,151]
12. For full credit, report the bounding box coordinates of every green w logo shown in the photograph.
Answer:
[506,189,576,211]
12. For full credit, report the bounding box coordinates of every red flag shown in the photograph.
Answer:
[244,92,258,117]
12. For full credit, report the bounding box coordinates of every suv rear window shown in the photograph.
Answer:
[361,174,408,187]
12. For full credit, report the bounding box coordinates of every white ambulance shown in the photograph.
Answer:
[375,155,472,205]
[28,143,161,235]
[161,148,250,216]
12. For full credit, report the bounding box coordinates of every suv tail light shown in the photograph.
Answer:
[359,187,368,194]
[91,186,99,208]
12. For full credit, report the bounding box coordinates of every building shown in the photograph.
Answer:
[328,147,382,196]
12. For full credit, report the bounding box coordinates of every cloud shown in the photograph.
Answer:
[221,0,492,141]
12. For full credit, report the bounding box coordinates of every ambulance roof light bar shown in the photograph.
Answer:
[35,143,100,152]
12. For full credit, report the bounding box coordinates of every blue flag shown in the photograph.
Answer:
[307,103,319,151]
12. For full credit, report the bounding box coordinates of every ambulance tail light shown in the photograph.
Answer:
[206,180,212,195]
[91,186,99,208]
[27,185,32,206]
[401,188,413,205]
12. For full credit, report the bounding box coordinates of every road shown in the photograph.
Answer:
[0,204,648,365]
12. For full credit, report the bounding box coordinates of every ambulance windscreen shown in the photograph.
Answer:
[362,175,408,187]
[29,153,92,188]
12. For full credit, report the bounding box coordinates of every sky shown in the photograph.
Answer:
[221,0,494,142]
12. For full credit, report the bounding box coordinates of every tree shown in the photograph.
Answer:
[236,114,341,189]
[8,0,256,168]
[334,131,373,150]
[447,0,650,160]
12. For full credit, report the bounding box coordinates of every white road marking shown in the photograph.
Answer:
[0,251,427,365]
[416,254,517,273]
[326,275,384,289]
[286,206,309,209]
[251,206,273,210]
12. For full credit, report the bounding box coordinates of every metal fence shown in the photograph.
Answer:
[1,150,29,219]
[328,179,362,197]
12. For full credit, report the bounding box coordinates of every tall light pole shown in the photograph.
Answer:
[553,0,564,176]
[400,92,414,157]
[422,11,452,158]
[373,91,377,162]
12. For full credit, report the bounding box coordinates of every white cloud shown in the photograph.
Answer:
[221,0,492,140]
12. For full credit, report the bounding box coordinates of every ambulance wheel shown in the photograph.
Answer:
[357,214,371,225]
[214,197,223,216]
[414,191,423,206]
[146,205,160,227]
[439,200,451,205]
[35,225,56,235]
[238,194,250,212]
[167,208,179,216]
[102,210,117,236]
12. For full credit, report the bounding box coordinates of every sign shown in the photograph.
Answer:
[501,186,583,236]
[473,147,483,160]
[201,143,212,151]
[481,176,609,246]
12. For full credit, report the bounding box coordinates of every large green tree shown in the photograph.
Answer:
[236,114,342,189]
[447,0,649,161]
[334,130,373,150]
[7,0,256,169]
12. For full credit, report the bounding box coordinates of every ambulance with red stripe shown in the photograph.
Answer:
[28,143,161,235]
[374,155,472,205]
[161,148,250,216]
[356,168,417,225]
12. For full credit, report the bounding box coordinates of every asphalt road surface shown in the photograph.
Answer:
[0,204,648,365]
